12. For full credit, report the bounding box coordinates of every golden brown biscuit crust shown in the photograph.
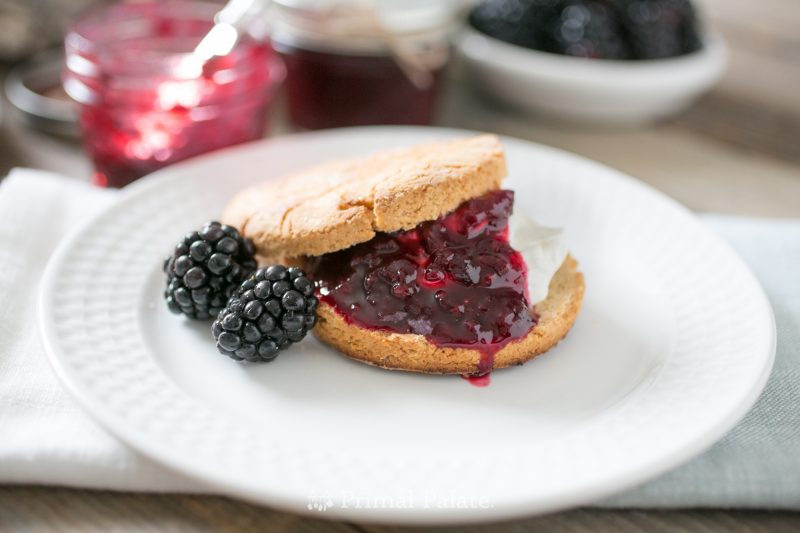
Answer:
[222,135,506,260]
[313,256,585,374]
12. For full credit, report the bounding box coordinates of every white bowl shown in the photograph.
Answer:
[457,25,728,125]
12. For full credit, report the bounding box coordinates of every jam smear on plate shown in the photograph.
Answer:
[313,190,535,375]
[464,373,492,387]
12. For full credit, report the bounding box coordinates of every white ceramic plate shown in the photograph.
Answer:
[39,127,774,524]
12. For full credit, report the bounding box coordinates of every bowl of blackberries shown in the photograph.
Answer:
[459,0,727,124]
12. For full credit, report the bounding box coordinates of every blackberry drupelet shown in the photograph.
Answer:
[212,265,318,362]
[164,221,257,320]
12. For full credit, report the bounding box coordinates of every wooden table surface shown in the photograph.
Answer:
[1,0,798,530]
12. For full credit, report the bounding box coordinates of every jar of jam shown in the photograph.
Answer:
[63,0,284,188]
[269,0,458,130]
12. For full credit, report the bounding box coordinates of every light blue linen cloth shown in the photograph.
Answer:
[605,215,800,509]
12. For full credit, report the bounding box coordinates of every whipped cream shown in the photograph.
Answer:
[508,211,568,306]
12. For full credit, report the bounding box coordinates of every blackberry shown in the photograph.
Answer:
[212,265,318,362]
[619,0,702,59]
[539,0,631,59]
[470,0,702,60]
[164,221,257,320]
[471,0,631,59]
[470,0,550,49]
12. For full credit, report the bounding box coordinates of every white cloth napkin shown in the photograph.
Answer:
[1,169,798,508]
[0,169,195,492]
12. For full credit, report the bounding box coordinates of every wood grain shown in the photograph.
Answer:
[673,0,800,162]
[2,487,800,532]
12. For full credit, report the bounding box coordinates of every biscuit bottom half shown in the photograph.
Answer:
[313,255,585,374]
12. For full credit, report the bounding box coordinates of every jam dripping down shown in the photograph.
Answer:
[463,373,492,387]
[313,190,534,378]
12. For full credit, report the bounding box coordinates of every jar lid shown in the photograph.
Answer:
[271,0,460,36]
[269,0,463,87]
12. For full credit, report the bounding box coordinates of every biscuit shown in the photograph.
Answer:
[223,135,584,374]
[222,135,506,261]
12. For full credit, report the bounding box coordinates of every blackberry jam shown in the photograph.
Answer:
[313,190,534,373]
[275,45,444,130]
[269,0,455,130]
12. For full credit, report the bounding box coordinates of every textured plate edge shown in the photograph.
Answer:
[36,126,778,525]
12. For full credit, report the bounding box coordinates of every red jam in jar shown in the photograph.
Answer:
[63,0,284,188]
[270,0,455,130]
[313,190,535,375]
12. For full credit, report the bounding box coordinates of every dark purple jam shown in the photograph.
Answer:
[313,190,534,373]
[273,44,444,130]
[464,373,492,387]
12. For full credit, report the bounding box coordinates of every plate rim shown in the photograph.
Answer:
[38,125,777,524]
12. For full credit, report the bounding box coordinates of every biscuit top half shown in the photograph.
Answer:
[222,134,507,260]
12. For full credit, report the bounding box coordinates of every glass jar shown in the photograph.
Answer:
[63,0,284,188]
[270,0,457,130]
